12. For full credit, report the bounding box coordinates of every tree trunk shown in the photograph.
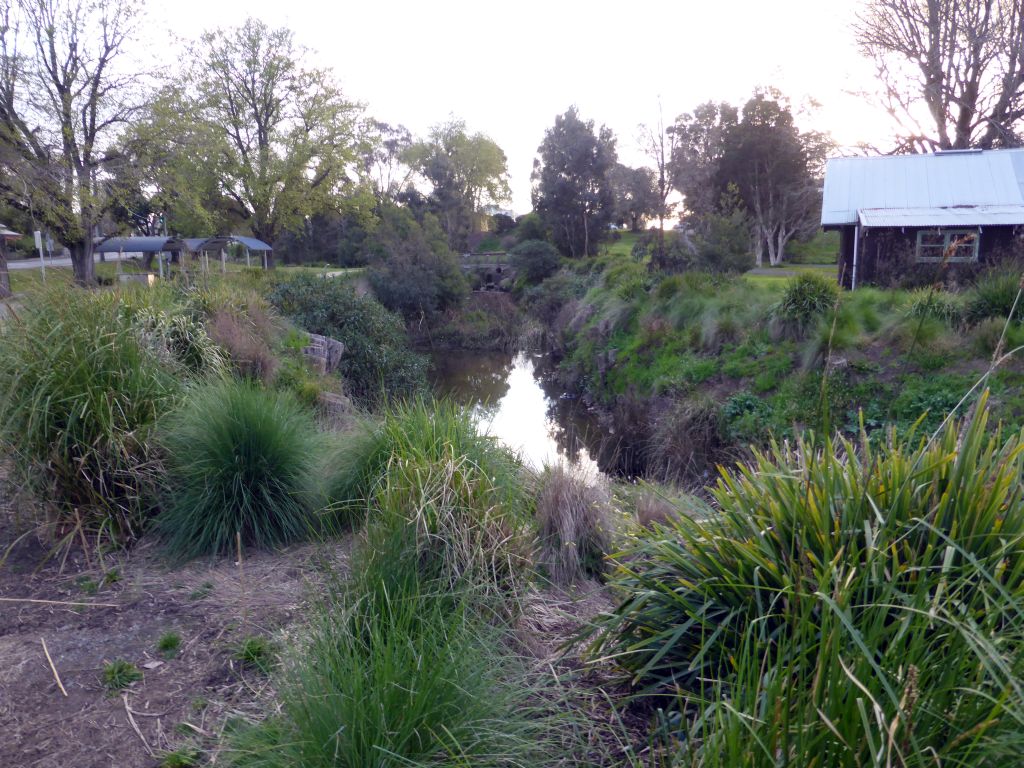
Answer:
[0,241,11,298]
[754,234,764,268]
[71,241,96,286]
[582,211,590,258]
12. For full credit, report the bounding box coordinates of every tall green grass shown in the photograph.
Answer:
[593,395,1024,765]
[157,380,324,558]
[326,400,530,603]
[0,285,185,540]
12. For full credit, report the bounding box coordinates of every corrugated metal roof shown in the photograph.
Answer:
[94,236,187,253]
[858,205,1024,227]
[821,148,1024,226]
[182,235,273,252]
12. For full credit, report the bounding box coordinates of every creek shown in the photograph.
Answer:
[428,349,622,477]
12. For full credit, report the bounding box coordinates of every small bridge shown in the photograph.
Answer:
[460,251,515,288]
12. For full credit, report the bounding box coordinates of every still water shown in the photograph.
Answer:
[428,350,607,476]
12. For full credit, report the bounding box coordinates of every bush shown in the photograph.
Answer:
[592,396,1024,765]
[0,285,184,540]
[774,272,840,334]
[157,380,323,559]
[534,464,613,584]
[510,239,560,284]
[268,276,427,408]
[966,269,1024,325]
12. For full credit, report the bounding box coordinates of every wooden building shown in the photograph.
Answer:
[821,149,1024,288]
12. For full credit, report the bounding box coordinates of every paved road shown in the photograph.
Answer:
[7,252,132,270]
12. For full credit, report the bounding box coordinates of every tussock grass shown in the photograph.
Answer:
[0,285,184,541]
[534,464,613,584]
[592,395,1024,765]
[157,380,323,559]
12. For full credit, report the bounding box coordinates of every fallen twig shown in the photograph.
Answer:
[40,637,67,696]
[0,597,117,608]
[122,695,154,757]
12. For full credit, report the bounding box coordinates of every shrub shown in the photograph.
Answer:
[268,275,427,407]
[774,272,840,334]
[534,464,613,584]
[156,380,323,559]
[966,269,1024,325]
[592,396,1024,765]
[510,239,560,284]
[0,286,184,540]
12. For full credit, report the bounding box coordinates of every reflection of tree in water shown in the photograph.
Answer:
[428,351,514,409]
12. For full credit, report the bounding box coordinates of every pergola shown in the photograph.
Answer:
[94,235,273,276]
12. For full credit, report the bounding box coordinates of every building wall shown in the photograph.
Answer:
[836,225,1020,288]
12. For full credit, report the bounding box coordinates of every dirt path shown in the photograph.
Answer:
[0,506,350,768]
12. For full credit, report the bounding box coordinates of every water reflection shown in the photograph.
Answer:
[429,350,603,475]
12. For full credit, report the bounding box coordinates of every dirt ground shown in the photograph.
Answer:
[0,486,350,768]
[0,478,635,768]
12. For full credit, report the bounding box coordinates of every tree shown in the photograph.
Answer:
[608,163,658,232]
[174,18,360,261]
[639,102,682,268]
[716,93,826,267]
[406,118,511,252]
[856,0,1024,151]
[532,107,618,257]
[510,239,560,284]
[668,102,739,218]
[0,0,147,285]
[358,119,414,203]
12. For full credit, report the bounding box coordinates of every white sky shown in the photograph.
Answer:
[150,0,894,214]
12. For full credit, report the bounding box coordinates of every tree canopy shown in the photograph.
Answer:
[531,107,618,258]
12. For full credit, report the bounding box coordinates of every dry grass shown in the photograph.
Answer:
[534,465,614,585]
[208,309,278,384]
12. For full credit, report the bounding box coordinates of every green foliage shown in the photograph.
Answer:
[775,272,840,333]
[326,400,529,602]
[268,275,427,407]
[593,398,1024,765]
[227,589,566,768]
[157,380,323,559]
[0,285,185,540]
[157,747,202,768]
[234,636,277,674]
[966,269,1023,325]
[366,205,468,320]
[905,288,965,326]
[510,239,561,284]
[157,632,182,658]
[102,660,143,692]
[691,208,754,273]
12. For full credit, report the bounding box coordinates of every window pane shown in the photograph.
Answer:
[919,232,944,247]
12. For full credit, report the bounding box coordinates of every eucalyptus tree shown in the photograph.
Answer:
[406,118,511,252]
[532,107,617,258]
[0,0,148,284]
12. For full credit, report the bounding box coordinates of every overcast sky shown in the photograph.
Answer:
[151,0,893,214]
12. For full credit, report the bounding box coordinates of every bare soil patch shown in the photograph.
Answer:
[0,495,350,768]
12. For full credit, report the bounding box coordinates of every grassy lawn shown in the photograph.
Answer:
[786,230,839,264]
[600,231,641,258]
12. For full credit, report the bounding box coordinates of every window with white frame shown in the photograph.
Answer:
[915,229,980,262]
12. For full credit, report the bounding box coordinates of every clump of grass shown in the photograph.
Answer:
[773,272,840,336]
[234,636,277,674]
[534,464,613,584]
[0,285,184,542]
[966,268,1023,325]
[102,659,142,692]
[157,632,182,658]
[905,287,964,326]
[157,380,323,559]
[227,589,574,768]
[592,394,1024,764]
[157,746,201,768]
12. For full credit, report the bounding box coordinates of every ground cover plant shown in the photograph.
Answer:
[592,396,1024,766]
